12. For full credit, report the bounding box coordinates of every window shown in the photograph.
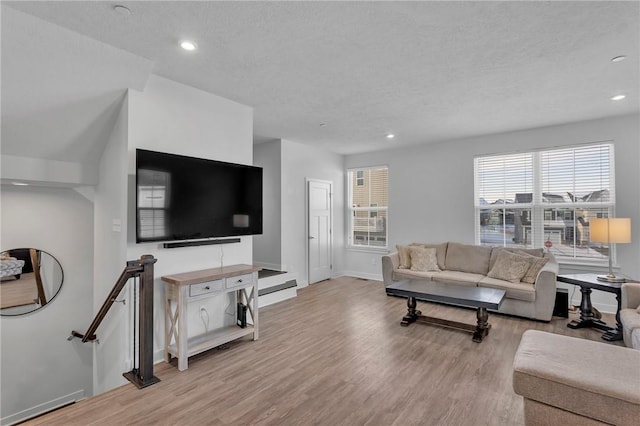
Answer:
[474,143,614,262]
[137,169,170,240]
[348,167,388,248]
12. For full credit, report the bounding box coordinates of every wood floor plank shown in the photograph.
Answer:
[20,277,622,425]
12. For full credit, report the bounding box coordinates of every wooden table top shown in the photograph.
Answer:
[556,273,633,293]
[386,279,505,310]
[161,264,261,286]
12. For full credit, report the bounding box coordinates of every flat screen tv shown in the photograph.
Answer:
[136,149,262,243]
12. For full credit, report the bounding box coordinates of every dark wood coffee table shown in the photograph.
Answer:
[386,280,506,343]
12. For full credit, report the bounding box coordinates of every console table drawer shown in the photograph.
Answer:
[189,280,223,297]
[225,273,253,289]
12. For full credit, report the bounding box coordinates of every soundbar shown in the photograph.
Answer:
[163,238,241,249]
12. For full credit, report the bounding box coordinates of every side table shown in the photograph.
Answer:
[557,273,623,342]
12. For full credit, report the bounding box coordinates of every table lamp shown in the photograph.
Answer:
[590,218,631,283]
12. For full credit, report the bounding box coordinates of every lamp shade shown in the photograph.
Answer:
[590,218,631,244]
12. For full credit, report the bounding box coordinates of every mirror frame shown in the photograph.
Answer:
[0,248,64,317]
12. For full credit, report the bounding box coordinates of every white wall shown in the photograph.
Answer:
[0,155,97,186]
[0,186,94,425]
[126,75,254,367]
[91,97,129,395]
[253,140,282,270]
[280,139,345,286]
[344,114,640,313]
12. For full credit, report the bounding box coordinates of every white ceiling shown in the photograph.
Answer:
[2,1,639,158]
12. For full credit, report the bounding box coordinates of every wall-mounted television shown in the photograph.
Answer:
[135,149,262,243]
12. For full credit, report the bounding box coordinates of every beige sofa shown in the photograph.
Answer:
[621,282,640,349]
[513,330,640,425]
[382,242,559,321]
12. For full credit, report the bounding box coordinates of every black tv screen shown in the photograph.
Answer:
[136,149,262,243]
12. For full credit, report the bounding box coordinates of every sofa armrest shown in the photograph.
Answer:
[532,260,559,321]
[622,283,640,310]
[382,252,400,286]
[535,259,559,288]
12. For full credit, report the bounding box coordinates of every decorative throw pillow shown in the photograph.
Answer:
[520,255,549,284]
[396,245,412,269]
[487,250,531,283]
[510,248,544,258]
[489,247,543,270]
[409,246,441,272]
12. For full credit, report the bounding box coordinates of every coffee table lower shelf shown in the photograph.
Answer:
[387,280,506,343]
[400,296,494,342]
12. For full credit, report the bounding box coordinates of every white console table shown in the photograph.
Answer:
[161,264,260,371]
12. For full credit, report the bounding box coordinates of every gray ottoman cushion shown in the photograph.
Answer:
[513,330,640,425]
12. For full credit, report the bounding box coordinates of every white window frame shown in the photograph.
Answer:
[347,166,388,250]
[474,142,615,265]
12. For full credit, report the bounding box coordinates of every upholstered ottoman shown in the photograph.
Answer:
[513,330,640,425]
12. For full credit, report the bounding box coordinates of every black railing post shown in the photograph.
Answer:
[72,255,160,389]
[123,254,160,389]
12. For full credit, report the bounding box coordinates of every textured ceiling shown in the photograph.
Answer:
[3,1,639,156]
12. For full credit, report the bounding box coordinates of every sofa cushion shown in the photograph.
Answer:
[632,328,640,350]
[411,242,448,270]
[409,246,441,272]
[430,271,484,286]
[479,276,536,302]
[489,247,544,270]
[396,245,412,269]
[445,242,492,275]
[393,269,440,281]
[487,250,531,283]
[621,308,640,330]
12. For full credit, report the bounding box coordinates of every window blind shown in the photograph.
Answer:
[474,143,615,262]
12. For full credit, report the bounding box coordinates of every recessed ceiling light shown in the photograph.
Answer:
[11,182,29,186]
[180,40,197,51]
[113,5,131,16]
[386,134,395,139]
[611,55,627,63]
[611,94,626,101]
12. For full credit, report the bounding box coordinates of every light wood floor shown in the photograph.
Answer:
[0,272,37,309]
[23,277,621,426]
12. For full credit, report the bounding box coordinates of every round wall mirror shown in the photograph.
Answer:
[0,248,64,316]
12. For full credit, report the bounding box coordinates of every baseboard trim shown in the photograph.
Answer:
[587,301,617,315]
[336,271,383,282]
[1,389,85,426]
[154,349,166,365]
[556,283,617,314]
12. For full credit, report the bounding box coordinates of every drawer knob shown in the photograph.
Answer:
[204,286,210,290]
[237,279,243,283]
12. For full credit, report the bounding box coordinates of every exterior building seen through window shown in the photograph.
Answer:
[348,167,388,248]
[474,143,615,262]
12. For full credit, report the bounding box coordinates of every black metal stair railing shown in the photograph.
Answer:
[69,254,160,388]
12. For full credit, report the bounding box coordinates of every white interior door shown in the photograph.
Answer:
[308,179,332,284]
